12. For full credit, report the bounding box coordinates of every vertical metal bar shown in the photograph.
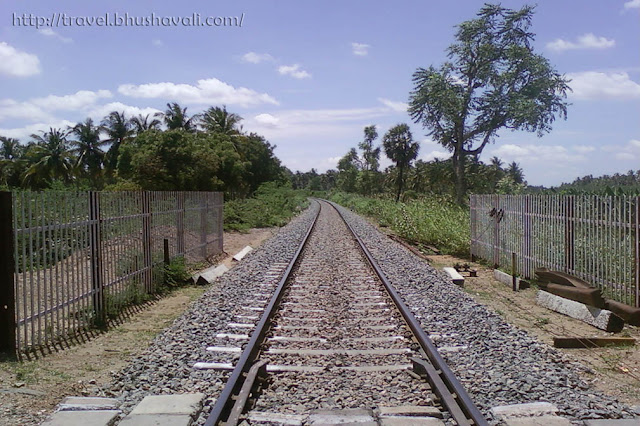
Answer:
[511,252,517,292]
[13,194,21,354]
[176,192,185,255]
[0,192,16,357]
[635,196,639,307]
[564,195,575,273]
[141,191,152,293]
[89,192,104,326]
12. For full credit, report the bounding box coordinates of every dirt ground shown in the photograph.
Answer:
[425,253,640,409]
[0,227,277,426]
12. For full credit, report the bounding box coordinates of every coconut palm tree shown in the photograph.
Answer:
[68,118,108,184]
[0,136,23,160]
[130,114,162,134]
[507,161,525,184]
[101,111,133,173]
[200,106,243,135]
[155,102,200,132]
[23,128,76,186]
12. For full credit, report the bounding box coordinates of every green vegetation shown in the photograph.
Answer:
[409,4,569,204]
[329,192,469,256]
[224,183,310,231]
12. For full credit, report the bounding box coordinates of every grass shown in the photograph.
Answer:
[329,192,470,256]
[224,182,310,231]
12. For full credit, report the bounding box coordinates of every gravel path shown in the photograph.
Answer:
[332,201,637,423]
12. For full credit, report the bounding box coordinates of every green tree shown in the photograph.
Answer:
[357,125,382,195]
[409,3,569,204]
[0,136,26,187]
[506,161,525,184]
[101,111,133,174]
[382,124,419,202]
[23,128,76,187]
[69,118,108,185]
[156,102,200,132]
[336,148,361,193]
[130,114,162,134]
[200,106,243,136]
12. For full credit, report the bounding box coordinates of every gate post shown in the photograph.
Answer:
[0,192,16,357]
[89,191,105,326]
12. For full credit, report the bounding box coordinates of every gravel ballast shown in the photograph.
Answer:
[332,202,636,423]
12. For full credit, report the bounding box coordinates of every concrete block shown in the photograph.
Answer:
[309,408,375,424]
[380,417,445,426]
[195,264,229,285]
[536,291,624,332]
[494,269,529,290]
[58,396,120,411]
[129,393,205,416]
[232,245,253,261]
[491,402,558,418]
[41,410,120,426]
[118,414,192,426]
[379,405,443,417]
[443,267,464,286]
[505,416,572,426]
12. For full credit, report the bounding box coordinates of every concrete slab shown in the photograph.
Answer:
[247,411,305,425]
[309,408,375,425]
[379,406,443,418]
[584,420,640,426]
[118,414,192,426]
[491,402,558,418]
[505,415,572,426]
[443,267,464,286]
[380,417,445,426]
[232,246,253,261]
[196,264,229,285]
[129,393,205,416]
[58,396,120,411]
[40,410,120,426]
[494,270,529,290]
[536,291,624,332]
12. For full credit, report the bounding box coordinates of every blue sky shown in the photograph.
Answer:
[1,0,639,187]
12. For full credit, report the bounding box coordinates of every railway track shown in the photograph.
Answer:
[199,199,486,425]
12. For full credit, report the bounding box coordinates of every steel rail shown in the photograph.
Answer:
[328,200,488,426]
[204,200,321,426]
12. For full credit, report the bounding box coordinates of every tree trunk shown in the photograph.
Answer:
[453,149,466,205]
[396,165,404,202]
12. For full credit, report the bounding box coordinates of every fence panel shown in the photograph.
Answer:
[470,194,639,307]
[1,190,223,357]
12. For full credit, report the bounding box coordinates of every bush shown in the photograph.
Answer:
[329,192,470,256]
[224,182,309,231]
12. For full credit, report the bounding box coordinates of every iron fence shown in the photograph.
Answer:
[0,190,223,357]
[470,194,640,307]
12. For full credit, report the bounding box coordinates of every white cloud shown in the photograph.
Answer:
[241,52,274,64]
[152,39,163,47]
[278,64,311,79]
[38,28,72,43]
[624,0,640,9]
[492,144,585,164]
[254,113,280,128]
[567,71,640,100]
[87,102,162,121]
[572,145,596,154]
[0,42,41,77]
[118,78,279,107]
[547,33,615,52]
[351,42,370,56]
[610,139,640,161]
[421,150,450,162]
[378,98,408,113]
[0,120,76,140]
[629,139,640,148]
[31,90,113,111]
[0,90,112,122]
